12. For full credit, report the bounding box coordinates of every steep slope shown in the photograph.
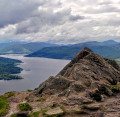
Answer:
[33,47,120,116]
[36,47,120,96]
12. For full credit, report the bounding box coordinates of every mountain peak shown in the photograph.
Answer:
[83,47,93,52]
[36,47,120,96]
[31,47,120,116]
[57,47,93,76]
[72,47,93,62]
[102,40,118,45]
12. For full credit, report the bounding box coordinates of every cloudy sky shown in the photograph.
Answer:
[0,0,120,44]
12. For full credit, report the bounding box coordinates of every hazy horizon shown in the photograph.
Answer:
[0,39,119,45]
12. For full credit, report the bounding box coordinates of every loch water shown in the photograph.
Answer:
[0,54,70,95]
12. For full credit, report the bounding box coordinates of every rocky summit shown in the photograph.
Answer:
[35,47,120,116]
[36,47,120,97]
[3,47,120,117]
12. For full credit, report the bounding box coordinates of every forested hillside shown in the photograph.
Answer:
[26,43,120,60]
[0,57,23,80]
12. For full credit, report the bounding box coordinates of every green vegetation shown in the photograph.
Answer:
[0,98,9,116]
[27,90,32,92]
[26,42,120,60]
[0,92,16,116]
[0,92,15,99]
[90,84,120,101]
[32,111,41,117]
[0,57,23,80]
[60,106,66,113]
[42,106,66,117]
[82,105,100,111]
[0,74,23,80]
[41,109,49,115]
[109,85,120,93]
[11,113,17,117]
[0,92,15,116]
[28,111,41,117]
[74,110,87,114]
[28,107,66,117]
[0,57,22,74]
[18,103,32,111]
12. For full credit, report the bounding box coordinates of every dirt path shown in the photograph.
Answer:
[6,92,30,117]
[6,103,19,117]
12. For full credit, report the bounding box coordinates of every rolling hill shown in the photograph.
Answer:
[26,40,120,60]
[0,42,57,54]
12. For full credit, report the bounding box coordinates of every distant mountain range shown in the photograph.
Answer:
[26,40,120,59]
[78,40,118,45]
[0,40,120,60]
[0,42,57,54]
[0,41,26,48]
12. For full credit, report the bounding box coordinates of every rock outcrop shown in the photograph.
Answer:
[36,47,120,99]
[33,47,120,117]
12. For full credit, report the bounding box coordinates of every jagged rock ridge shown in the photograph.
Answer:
[36,47,120,98]
[34,47,120,117]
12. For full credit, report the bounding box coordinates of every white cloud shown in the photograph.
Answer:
[0,0,120,43]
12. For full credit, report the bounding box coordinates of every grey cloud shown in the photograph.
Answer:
[0,0,120,44]
[69,15,85,21]
[15,9,85,34]
[0,0,42,28]
[84,5,120,14]
[99,1,112,5]
[106,19,120,26]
